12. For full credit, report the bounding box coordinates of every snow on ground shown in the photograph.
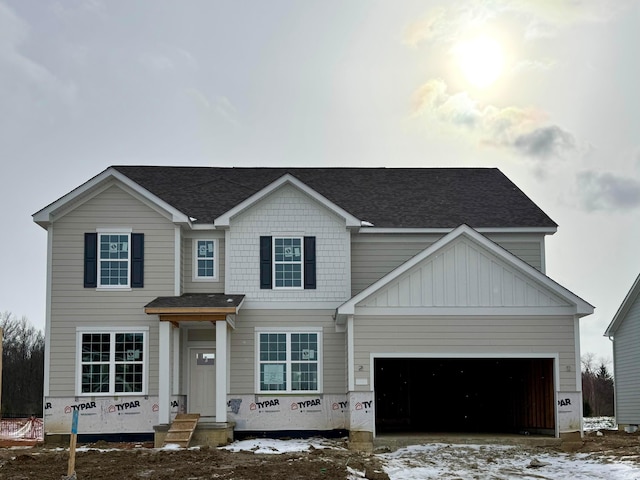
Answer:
[379,443,640,480]
[221,437,343,454]
[584,416,618,431]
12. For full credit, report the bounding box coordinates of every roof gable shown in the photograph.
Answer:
[604,273,640,336]
[336,225,593,322]
[214,173,361,228]
[32,167,190,228]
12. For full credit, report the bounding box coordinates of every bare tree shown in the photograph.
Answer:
[1,312,44,415]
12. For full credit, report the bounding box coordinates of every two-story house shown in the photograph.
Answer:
[33,166,593,448]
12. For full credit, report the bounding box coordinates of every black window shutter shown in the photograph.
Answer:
[131,233,144,288]
[304,236,316,289]
[84,233,98,288]
[260,236,272,289]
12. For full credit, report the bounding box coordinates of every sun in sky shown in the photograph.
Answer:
[454,35,505,89]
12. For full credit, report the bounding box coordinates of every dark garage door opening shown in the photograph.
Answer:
[374,358,555,435]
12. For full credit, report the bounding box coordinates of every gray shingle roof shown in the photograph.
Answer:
[113,166,557,229]
[145,293,245,309]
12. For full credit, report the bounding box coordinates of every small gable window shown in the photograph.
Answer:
[194,239,217,280]
[260,236,316,290]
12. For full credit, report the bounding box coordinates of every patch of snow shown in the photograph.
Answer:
[584,416,617,431]
[221,437,345,454]
[360,220,374,227]
[378,443,640,480]
[160,443,182,451]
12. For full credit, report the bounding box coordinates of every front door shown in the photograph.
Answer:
[189,348,216,417]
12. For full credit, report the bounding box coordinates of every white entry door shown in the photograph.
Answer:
[189,348,216,417]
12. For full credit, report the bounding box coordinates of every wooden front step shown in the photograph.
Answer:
[162,414,200,448]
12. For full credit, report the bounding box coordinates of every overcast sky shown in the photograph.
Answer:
[1,0,639,364]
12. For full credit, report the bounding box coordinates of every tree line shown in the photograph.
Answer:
[1,311,44,416]
[581,353,614,417]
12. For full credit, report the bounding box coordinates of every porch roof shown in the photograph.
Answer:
[144,293,245,325]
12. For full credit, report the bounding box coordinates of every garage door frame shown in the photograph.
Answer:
[370,352,560,438]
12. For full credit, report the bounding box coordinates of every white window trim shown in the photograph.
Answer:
[76,326,149,396]
[96,228,133,289]
[272,236,304,290]
[254,327,323,394]
[192,238,218,281]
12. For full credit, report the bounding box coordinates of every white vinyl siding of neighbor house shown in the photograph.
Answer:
[228,309,346,395]
[351,315,578,391]
[226,184,350,302]
[351,235,544,296]
[612,295,640,424]
[182,231,225,294]
[48,184,176,397]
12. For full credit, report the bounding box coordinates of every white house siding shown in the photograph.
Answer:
[352,315,578,392]
[226,184,350,302]
[613,295,640,424]
[351,234,544,297]
[48,184,176,397]
[182,231,225,293]
[229,309,347,395]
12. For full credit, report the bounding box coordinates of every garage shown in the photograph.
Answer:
[374,358,555,435]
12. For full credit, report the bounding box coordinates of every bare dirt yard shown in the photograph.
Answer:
[1,429,639,480]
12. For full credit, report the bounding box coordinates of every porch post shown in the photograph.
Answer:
[216,320,228,422]
[158,321,172,425]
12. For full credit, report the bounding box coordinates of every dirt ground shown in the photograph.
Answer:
[0,430,638,480]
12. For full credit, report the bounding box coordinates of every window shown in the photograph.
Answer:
[84,231,144,289]
[256,329,322,393]
[99,233,130,287]
[274,237,302,288]
[193,239,217,280]
[260,236,316,289]
[77,328,148,395]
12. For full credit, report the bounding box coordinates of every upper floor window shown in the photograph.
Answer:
[194,239,217,281]
[274,237,302,288]
[77,327,148,396]
[84,230,144,289]
[99,233,130,287]
[260,236,316,290]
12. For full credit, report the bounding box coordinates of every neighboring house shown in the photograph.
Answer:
[33,166,593,447]
[604,273,640,429]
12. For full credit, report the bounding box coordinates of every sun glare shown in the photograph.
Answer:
[456,36,504,89]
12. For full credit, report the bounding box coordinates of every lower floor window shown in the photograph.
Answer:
[257,330,321,393]
[78,328,147,395]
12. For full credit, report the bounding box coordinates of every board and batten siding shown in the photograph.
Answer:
[352,315,578,391]
[226,184,350,302]
[351,234,543,296]
[228,309,347,395]
[613,294,640,424]
[48,184,176,397]
[182,231,225,294]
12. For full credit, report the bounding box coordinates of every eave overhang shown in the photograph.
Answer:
[604,273,640,338]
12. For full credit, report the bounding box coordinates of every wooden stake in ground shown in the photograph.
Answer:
[67,409,79,477]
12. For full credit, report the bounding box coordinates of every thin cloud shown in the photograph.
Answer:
[577,171,640,211]
[412,79,574,159]
[514,126,575,158]
[404,0,631,46]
